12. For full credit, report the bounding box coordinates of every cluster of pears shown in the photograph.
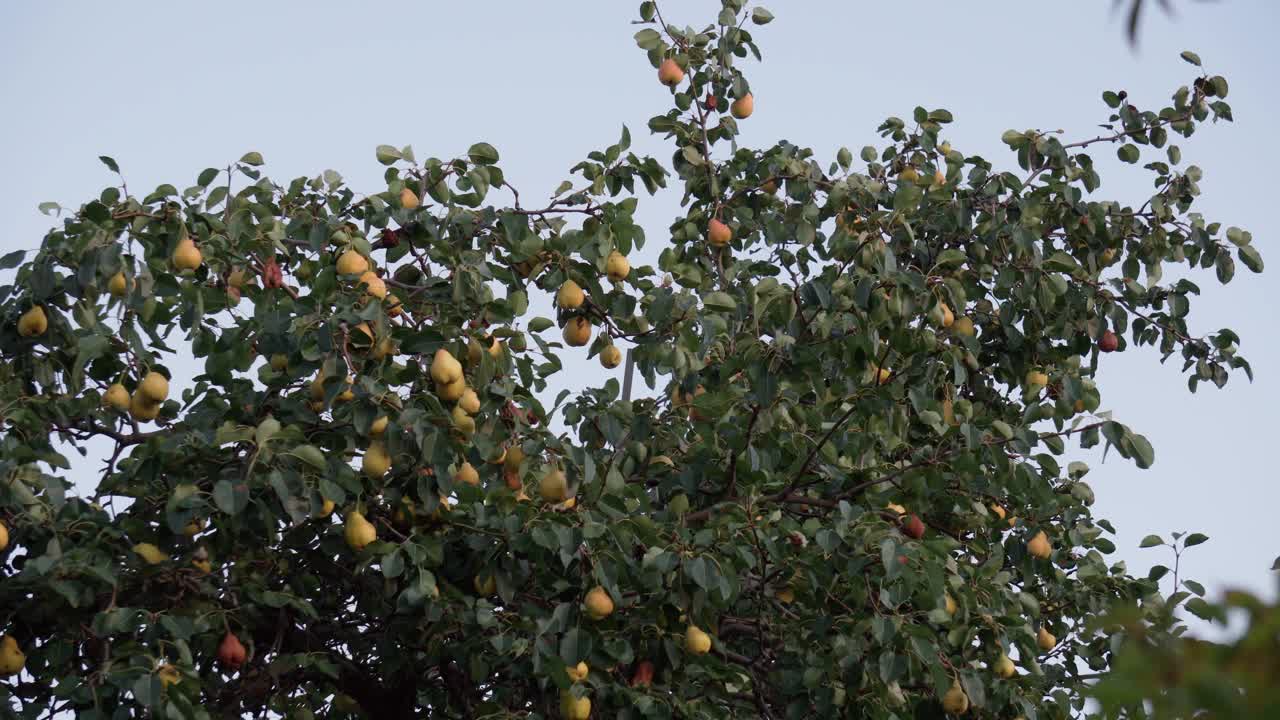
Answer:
[101,371,169,423]
[432,347,484,438]
[656,56,753,119]
[556,279,622,369]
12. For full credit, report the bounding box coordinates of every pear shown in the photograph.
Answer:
[504,446,526,472]
[102,383,131,412]
[139,371,169,403]
[902,514,926,539]
[933,168,947,186]
[941,680,969,714]
[217,631,247,669]
[1027,530,1053,560]
[605,250,630,282]
[358,271,387,299]
[583,586,614,620]
[944,594,958,616]
[938,303,955,328]
[684,624,712,654]
[775,587,795,603]
[458,388,481,415]
[539,467,568,502]
[992,653,1016,679]
[369,416,389,436]
[566,660,589,682]
[0,521,7,552]
[557,280,585,309]
[269,353,289,371]
[451,405,476,436]
[707,218,732,247]
[129,391,161,422]
[437,376,466,403]
[952,316,976,337]
[172,237,202,271]
[899,165,920,183]
[1099,330,1119,353]
[939,141,952,155]
[562,316,592,347]
[487,336,504,360]
[157,663,181,687]
[0,635,26,676]
[559,691,591,720]
[108,271,132,297]
[473,574,497,596]
[399,187,420,210]
[335,249,369,276]
[385,293,404,316]
[1100,247,1118,266]
[1037,626,1056,652]
[317,498,336,518]
[17,305,47,337]
[132,542,167,565]
[455,462,480,486]
[600,345,622,369]
[657,57,684,86]
[730,93,754,119]
[362,442,391,478]
[431,348,464,385]
[344,510,377,550]
[191,558,212,574]
[630,659,655,687]
[467,337,484,366]
[488,447,507,465]
[874,366,892,385]
[370,336,395,361]
[1025,369,1049,388]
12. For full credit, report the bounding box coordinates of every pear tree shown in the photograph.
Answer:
[0,2,1264,718]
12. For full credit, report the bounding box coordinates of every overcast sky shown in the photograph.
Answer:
[2,1,1277,635]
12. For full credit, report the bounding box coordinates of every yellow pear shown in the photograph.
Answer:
[455,462,480,486]
[874,367,892,385]
[993,653,1016,679]
[0,635,26,677]
[317,498,335,518]
[191,558,212,574]
[944,594,958,616]
[559,691,591,720]
[139,371,169,403]
[941,680,969,714]
[584,586,614,620]
[952,315,975,337]
[487,336,504,360]
[600,345,622,369]
[358,271,387,299]
[539,468,568,502]
[939,141,952,155]
[132,542,167,565]
[458,388,481,415]
[182,518,206,536]
[467,337,484,366]
[562,317,592,347]
[335,249,369,276]
[431,348,463,385]
[1027,530,1052,560]
[1037,626,1056,652]
[362,442,391,478]
[344,510,377,550]
[900,165,920,183]
[129,392,161,422]
[371,336,395,361]
[557,280,585,309]
[385,292,403,316]
[684,625,712,654]
[369,415,389,436]
[605,250,630,282]
[885,502,907,516]
[437,376,466,403]
[504,445,526,472]
[108,271,132,297]
[566,661,589,682]
[938,303,955,328]
[172,237,202,271]
[451,405,476,436]
[157,663,181,687]
[17,305,47,337]
[1025,369,1049,388]
[657,57,684,87]
[775,587,795,603]
[102,383,131,412]
[0,521,8,552]
[399,187,420,210]
[730,93,754,120]
[227,268,247,289]
[473,574,496,595]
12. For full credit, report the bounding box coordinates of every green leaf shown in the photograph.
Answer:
[1238,245,1263,273]
[1215,252,1235,284]
[239,151,264,167]
[98,156,120,173]
[0,250,25,270]
[1180,50,1202,66]
[634,28,662,49]
[528,317,555,333]
[703,291,736,311]
[1183,532,1208,548]
[468,142,500,165]
[1139,535,1165,548]
[290,445,327,470]
[1182,579,1206,596]
[213,479,250,516]
[375,145,402,165]
[751,7,774,24]
[1117,144,1140,164]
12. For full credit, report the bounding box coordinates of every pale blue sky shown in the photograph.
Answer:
[2,1,1277,627]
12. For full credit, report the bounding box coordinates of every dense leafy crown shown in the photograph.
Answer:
[0,2,1264,719]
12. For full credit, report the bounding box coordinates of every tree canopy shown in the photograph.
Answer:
[0,2,1264,718]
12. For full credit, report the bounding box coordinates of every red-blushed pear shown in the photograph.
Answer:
[217,631,246,670]
[708,218,732,247]
[630,659,655,687]
[1099,330,1119,353]
[731,93,754,119]
[902,514,926,539]
[657,57,684,87]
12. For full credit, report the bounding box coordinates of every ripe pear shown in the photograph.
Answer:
[952,315,976,337]
[874,366,892,385]
[0,635,26,676]
[707,218,732,247]
[583,585,614,620]
[992,653,1016,679]
[399,187,420,210]
[108,271,132,297]
[358,271,387,299]
[938,303,955,328]
[557,280,585,309]
[684,624,712,654]
[600,345,622,369]
[451,405,476,436]
[902,514,926,539]
[504,446,525,471]
[1037,626,1056,652]
[566,660,589,682]
[362,442,391,478]
[217,631,247,669]
[630,659,655,687]
[132,542,167,565]
[941,680,969,714]
[944,594,958,616]
[933,168,947,186]
[899,165,920,183]
[317,497,336,518]
[458,388,481,415]
[17,305,47,337]
[102,383,131,412]
[539,468,568,502]
[431,348,464,385]
[474,574,496,596]
[939,141,952,155]
[129,391,161,422]
[1099,330,1119,353]
[455,461,480,486]
[344,510,377,550]
[335,249,369,276]
[385,293,403,316]
[172,237,202,271]
[0,521,7,552]
[559,691,591,720]
[730,93,754,119]
[139,371,169,403]
[775,587,795,603]
[487,336,504,360]
[157,663,181,687]
[1027,530,1052,559]
[562,316,592,346]
[657,57,684,87]
[605,250,630,282]
[1100,247,1118,266]
[437,376,466,403]
[369,415,388,436]
[1025,369,1049,388]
